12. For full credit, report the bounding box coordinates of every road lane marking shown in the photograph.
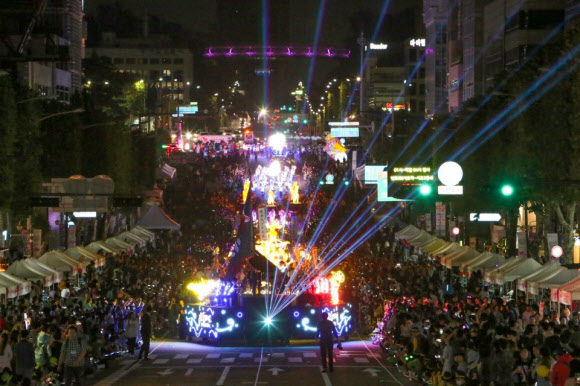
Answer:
[288,357,303,363]
[220,358,235,364]
[253,346,265,386]
[187,358,202,364]
[320,366,332,386]
[206,353,220,359]
[358,334,405,386]
[354,357,369,364]
[239,353,253,358]
[185,368,194,376]
[303,352,316,358]
[175,354,189,359]
[153,359,169,365]
[272,353,285,358]
[254,357,268,363]
[216,366,231,385]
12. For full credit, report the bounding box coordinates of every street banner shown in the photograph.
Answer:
[547,233,559,261]
[351,150,357,171]
[67,225,76,249]
[22,229,31,256]
[435,202,446,237]
[257,207,268,242]
[491,225,506,244]
[425,213,432,232]
[377,171,389,202]
[32,229,42,257]
[517,231,527,257]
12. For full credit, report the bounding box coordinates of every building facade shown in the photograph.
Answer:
[483,0,566,89]
[423,0,449,116]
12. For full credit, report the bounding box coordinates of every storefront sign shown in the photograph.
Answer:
[390,166,433,184]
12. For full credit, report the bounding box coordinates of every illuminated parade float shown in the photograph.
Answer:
[184,147,353,342]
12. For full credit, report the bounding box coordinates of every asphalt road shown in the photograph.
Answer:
[88,338,411,386]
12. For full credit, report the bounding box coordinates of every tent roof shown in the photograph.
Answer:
[519,261,561,282]
[461,251,494,271]
[395,225,421,240]
[118,232,146,247]
[7,260,54,286]
[0,272,31,297]
[105,238,133,252]
[136,205,180,230]
[498,259,543,283]
[407,231,434,246]
[431,242,460,256]
[445,248,481,268]
[556,275,580,293]
[66,246,105,267]
[419,238,447,253]
[535,268,580,289]
[86,241,121,254]
[38,251,83,273]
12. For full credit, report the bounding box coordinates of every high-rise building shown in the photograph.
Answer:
[0,0,85,101]
[447,0,486,112]
[404,38,427,114]
[483,0,566,89]
[423,0,449,116]
[566,0,580,27]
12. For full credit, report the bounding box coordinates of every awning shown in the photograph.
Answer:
[133,226,155,241]
[7,260,55,286]
[440,246,471,267]
[554,275,580,304]
[534,268,580,290]
[105,238,133,253]
[496,258,542,284]
[136,205,180,230]
[0,272,31,297]
[418,238,447,253]
[86,240,121,254]
[118,231,147,248]
[444,248,481,269]
[460,251,500,273]
[407,231,434,246]
[38,251,85,275]
[395,225,421,240]
[517,261,562,293]
[431,242,460,256]
[484,257,522,283]
[65,246,106,267]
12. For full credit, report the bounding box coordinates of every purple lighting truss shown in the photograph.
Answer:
[204,46,351,58]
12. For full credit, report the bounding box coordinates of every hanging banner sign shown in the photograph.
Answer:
[257,207,268,242]
[425,213,432,232]
[377,172,389,202]
[32,229,42,257]
[517,231,527,257]
[435,202,446,237]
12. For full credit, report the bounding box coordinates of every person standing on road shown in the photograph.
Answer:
[58,326,86,386]
[317,312,339,373]
[138,306,152,360]
[125,312,139,356]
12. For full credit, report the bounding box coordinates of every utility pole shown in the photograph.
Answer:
[357,32,365,117]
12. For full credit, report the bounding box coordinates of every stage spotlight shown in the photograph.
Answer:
[264,316,273,326]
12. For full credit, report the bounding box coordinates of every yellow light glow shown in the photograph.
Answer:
[291,182,300,204]
[267,188,276,206]
[185,131,193,140]
[330,271,345,305]
[186,279,219,300]
[242,180,250,203]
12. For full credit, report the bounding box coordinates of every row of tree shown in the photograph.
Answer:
[368,25,580,262]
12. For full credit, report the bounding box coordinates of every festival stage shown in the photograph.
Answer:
[184,294,353,342]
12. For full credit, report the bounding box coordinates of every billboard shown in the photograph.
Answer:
[364,165,388,184]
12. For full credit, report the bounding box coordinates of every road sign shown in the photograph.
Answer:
[377,171,389,202]
[469,213,502,222]
[438,185,463,195]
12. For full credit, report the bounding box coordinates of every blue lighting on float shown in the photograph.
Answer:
[310,309,316,315]
[292,304,353,338]
[293,311,300,318]
[237,312,243,318]
[221,310,226,315]
[300,317,318,332]
[185,306,242,339]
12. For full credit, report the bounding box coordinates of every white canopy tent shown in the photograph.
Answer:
[460,251,505,274]
[407,231,435,247]
[484,257,522,283]
[136,205,180,230]
[0,276,18,299]
[554,276,580,305]
[8,260,56,286]
[26,259,63,283]
[86,241,121,255]
[495,258,542,285]
[0,272,31,297]
[105,238,133,253]
[118,231,146,248]
[39,251,85,275]
[444,248,481,269]
[517,261,562,294]
[418,238,447,254]
[395,225,421,240]
[533,268,580,291]
[131,226,155,242]
[430,242,460,257]
[66,246,105,267]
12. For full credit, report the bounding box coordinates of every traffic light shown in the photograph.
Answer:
[452,226,460,236]
[501,184,514,196]
[418,184,432,196]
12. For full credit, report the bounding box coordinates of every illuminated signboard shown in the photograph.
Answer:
[377,171,389,202]
[176,104,198,115]
[370,43,388,50]
[409,38,426,47]
[365,165,388,184]
[292,304,353,337]
[390,166,434,184]
[185,306,243,339]
[330,127,359,137]
[329,121,360,138]
[385,103,407,111]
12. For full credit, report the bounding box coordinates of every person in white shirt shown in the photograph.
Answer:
[0,332,13,372]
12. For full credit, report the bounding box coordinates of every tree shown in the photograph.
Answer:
[0,75,17,211]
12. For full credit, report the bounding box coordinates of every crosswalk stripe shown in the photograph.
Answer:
[206,354,220,359]
[272,353,285,358]
[288,357,303,363]
[220,358,235,364]
[187,358,202,364]
[153,359,169,365]
[354,357,370,364]
[174,354,189,359]
[239,353,253,358]
[254,357,269,363]
[303,352,316,358]
[148,354,158,359]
